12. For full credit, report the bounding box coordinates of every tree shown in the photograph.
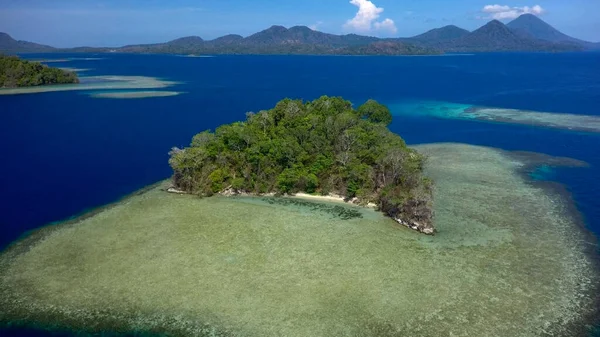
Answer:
[357,99,393,125]
[0,55,79,88]
[169,96,434,233]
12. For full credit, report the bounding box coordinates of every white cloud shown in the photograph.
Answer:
[374,18,398,33]
[309,21,323,31]
[343,0,397,34]
[481,4,545,20]
[483,4,511,13]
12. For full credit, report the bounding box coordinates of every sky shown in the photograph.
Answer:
[0,0,599,47]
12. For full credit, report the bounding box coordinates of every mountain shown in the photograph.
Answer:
[118,36,204,53]
[168,36,204,47]
[410,25,470,46]
[98,25,433,55]
[507,14,582,43]
[207,34,244,45]
[442,20,580,52]
[1,17,592,55]
[0,32,55,54]
[243,25,378,47]
[507,14,597,49]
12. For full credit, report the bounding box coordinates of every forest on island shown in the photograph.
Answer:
[0,55,78,88]
[169,96,434,233]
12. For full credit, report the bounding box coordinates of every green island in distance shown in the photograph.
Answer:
[169,97,435,234]
[0,54,79,88]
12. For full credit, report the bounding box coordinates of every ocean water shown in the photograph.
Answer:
[0,52,599,336]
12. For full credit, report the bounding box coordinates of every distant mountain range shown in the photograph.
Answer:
[1,14,598,56]
[416,19,580,52]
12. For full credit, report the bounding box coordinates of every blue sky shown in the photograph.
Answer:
[0,0,598,47]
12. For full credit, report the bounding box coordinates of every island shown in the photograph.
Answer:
[0,54,78,88]
[1,143,596,337]
[168,96,435,234]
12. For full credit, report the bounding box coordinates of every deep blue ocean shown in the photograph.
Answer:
[0,52,599,336]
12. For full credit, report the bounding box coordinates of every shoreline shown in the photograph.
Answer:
[1,143,599,336]
[285,192,378,209]
[168,187,378,208]
[171,188,431,232]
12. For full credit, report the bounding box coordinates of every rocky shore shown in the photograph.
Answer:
[394,217,435,235]
[169,186,435,235]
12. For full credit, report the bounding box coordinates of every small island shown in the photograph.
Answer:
[169,96,435,234]
[0,54,79,88]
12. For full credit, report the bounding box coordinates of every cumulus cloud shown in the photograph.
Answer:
[344,0,397,34]
[374,18,398,33]
[481,4,545,20]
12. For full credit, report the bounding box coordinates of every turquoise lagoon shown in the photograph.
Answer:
[390,100,600,133]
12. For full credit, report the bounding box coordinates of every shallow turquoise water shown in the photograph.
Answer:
[1,145,597,336]
[0,52,599,336]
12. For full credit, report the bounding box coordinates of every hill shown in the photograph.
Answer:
[409,25,470,47]
[168,96,435,234]
[441,20,580,52]
[206,34,244,45]
[0,54,78,88]
[0,33,55,54]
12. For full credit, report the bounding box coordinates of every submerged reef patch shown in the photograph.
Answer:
[260,197,364,220]
[391,100,600,133]
[0,76,179,96]
[89,91,184,99]
[58,67,92,73]
[0,143,597,337]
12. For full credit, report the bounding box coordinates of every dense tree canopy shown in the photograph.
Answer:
[0,55,79,88]
[169,97,434,233]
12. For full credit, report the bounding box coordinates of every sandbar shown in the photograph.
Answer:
[58,67,91,73]
[90,91,184,99]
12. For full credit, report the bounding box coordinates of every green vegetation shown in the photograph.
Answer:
[0,55,78,88]
[169,96,434,233]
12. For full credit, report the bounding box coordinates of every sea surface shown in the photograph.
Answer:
[0,52,599,336]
